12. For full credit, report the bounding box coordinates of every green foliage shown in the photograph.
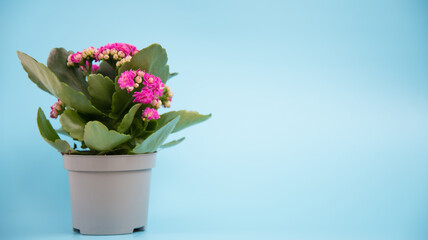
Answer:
[133,116,180,153]
[47,48,89,97]
[18,44,211,155]
[98,61,116,80]
[160,137,185,149]
[84,121,132,151]
[59,109,86,141]
[119,44,173,83]
[17,52,103,116]
[157,110,212,133]
[110,85,133,119]
[117,104,141,133]
[87,74,115,111]
[37,108,75,153]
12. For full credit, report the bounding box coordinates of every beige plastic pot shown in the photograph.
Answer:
[63,153,156,235]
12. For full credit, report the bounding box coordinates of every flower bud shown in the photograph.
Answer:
[54,102,62,111]
[50,109,58,119]
[135,76,142,83]
[151,99,158,107]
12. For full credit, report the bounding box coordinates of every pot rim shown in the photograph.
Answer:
[63,153,156,172]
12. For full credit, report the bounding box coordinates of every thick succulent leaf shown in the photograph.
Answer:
[17,52,103,116]
[47,48,89,97]
[133,116,180,153]
[59,109,86,141]
[160,137,185,149]
[37,107,60,141]
[98,61,116,80]
[117,103,141,133]
[131,118,146,138]
[87,74,115,111]
[119,44,172,83]
[168,72,178,80]
[56,128,70,136]
[37,108,75,153]
[49,139,75,153]
[84,121,132,151]
[110,85,133,119]
[17,52,51,94]
[157,110,212,133]
[139,120,158,139]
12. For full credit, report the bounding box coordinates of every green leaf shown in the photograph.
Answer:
[37,108,60,141]
[47,48,89,97]
[87,74,115,111]
[117,103,141,133]
[160,137,185,149]
[59,109,86,141]
[98,61,116,80]
[119,44,172,83]
[56,128,70,136]
[37,108,75,153]
[130,118,146,138]
[168,72,178,80]
[49,139,76,153]
[133,116,180,153]
[17,52,103,116]
[17,52,51,95]
[84,121,132,151]
[109,85,133,119]
[157,110,211,133]
[139,120,158,139]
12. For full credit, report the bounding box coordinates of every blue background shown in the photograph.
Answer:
[1,0,427,239]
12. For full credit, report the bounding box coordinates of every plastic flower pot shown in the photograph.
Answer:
[63,153,156,235]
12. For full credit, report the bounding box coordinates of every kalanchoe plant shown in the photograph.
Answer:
[17,43,211,155]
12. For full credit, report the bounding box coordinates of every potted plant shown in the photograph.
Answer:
[17,43,211,235]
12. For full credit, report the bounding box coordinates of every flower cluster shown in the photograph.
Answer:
[94,43,138,63]
[142,108,160,121]
[67,43,138,70]
[50,99,65,119]
[67,47,96,67]
[118,69,171,121]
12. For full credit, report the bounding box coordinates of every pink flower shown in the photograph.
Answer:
[153,78,164,96]
[118,70,136,91]
[143,73,164,95]
[67,52,83,66]
[142,108,160,121]
[70,52,82,63]
[92,64,99,73]
[132,87,154,104]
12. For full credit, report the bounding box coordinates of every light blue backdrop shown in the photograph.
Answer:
[0,0,427,239]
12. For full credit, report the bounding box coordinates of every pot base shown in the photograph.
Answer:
[73,226,145,235]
